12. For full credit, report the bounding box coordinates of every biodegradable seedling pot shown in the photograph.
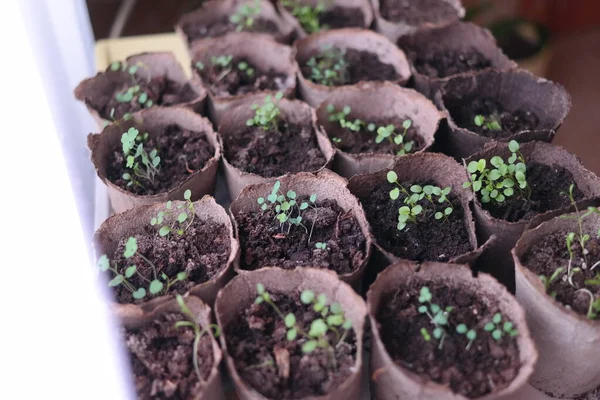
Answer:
[279,0,374,39]
[215,267,367,400]
[94,196,238,311]
[367,261,537,400]
[219,97,335,199]
[229,170,372,288]
[294,28,411,107]
[512,211,600,398]
[88,107,221,213]
[120,296,224,400]
[75,52,207,128]
[190,33,298,126]
[467,141,600,292]
[176,0,294,46]
[371,0,464,43]
[397,22,516,100]
[316,81,443,178]
[435,69,571,159]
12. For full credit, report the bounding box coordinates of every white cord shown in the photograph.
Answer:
[109,0,138,38]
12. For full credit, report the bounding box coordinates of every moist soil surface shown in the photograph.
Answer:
[90,71,199,121]
[125,312,214,399]
[377,280,521,398]
[107,124,215,196]
[236,197,367,274]
[225,291,357,399]
[522,230,600,317]
[196,58,288,98]
[109,218,230,304]
[361,180,473,261]
[318,6,365,30]
[480,163,584,222]
[448,97,540,139]
[182,17,279,44]
[301,48,399,86]
[408,48,492,79]
[380,0,458,24]
[223,120,327,178]
[327,116,424,155]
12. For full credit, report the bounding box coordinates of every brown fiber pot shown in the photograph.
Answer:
[467,141,600,293]
[512,211,600,398]
[220,97,335,199]
[88,107,221,213]
[294,28,411,107]
[229,170,373,288]
[371,0,464,43]
[316,81,443,178]
[434,68,572,159]
[214,267,367,400]
[94,196,239,311]
[367,261,537,400]
[397,22,516,101]
[119,295,225,400]
[190,33,298,126]
[279,0,374,39]
[176,0,294,47]
[75,52,207,129]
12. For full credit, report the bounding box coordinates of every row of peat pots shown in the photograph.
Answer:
[74,0,600,399]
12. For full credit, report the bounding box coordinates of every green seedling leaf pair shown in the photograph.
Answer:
[282,0,326,34]
[230,0,261,31]
[307,46,347,87]
[121,127,160,188]
[484,312,518,340]
[474,114,502,131]
[150,190,195,237]
[247,92,284,131]
[417,286,453,349]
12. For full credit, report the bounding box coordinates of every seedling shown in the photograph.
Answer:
[417,287,453,349]
[539,267,564,298]
[237,61,255,77]
[282,0,326,34]
[456,323,477,350]
[484,313,518,340]
[121,127,161,188]
[103,107,133,128]
[246,92,284,131]
[97,237,188,301]
[230,0,261,32]
[109,61,154,109]
[174,295,220,382]
[306,46,348,86]
[463,140,529,204]
[150,190,195,237]
[315,242,328,250]
[375,119,414,156]
[387,171,454,231]
[474,114,502,131]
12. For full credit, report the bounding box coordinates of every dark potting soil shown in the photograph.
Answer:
[107,124,215,196]
[90,72,198,121]
[480,163,584,222]
[377,280,521,398]
[182,17,279,44]
[301,48,399,86]
[380,0,458,24]
[319,6,365,29]
[236,197,367,274]
[110,218,230,304]
[408,48,492,79]
[223,120,327,178]
[361,180,473,261]
[448,97,540,139]
[522,230,600,317]
[225,291,357,399]
[125,312,214,399]
[327,116,424,155]
[196,58,288,98]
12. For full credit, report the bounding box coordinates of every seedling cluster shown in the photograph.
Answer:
[282,0,326,34]
[484,313,519,340]
[247,92,284,131]
[109,61,154,109]
[464,140,529,204]
[306,46,348,87]
[121,127,161,188]
[150,189,195,237]
[387,171,454,231]
[474,114,502,131]
[230,0,261,32]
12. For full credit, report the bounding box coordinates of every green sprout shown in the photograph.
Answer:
[539,267,564,298]
[237,61,255,77]
[246,92,284,131]
[195,61,205,71]
[417,286,453,349]
[456,323,477,350]
[315,242,328,250]
[306,46,347,86]
[150,190,195,237]
[110,61,154,109]
[174,295,221,383]
[282,0,326,34]
[375,119,414,156]
[484,313,518,340]
[121,127,160,188]
[474,114,502,131]
[211,55,233,68]
[463,140,529,204]
[230,0,261,32]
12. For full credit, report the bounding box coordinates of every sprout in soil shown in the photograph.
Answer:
[230,0,261,32]
[306,46,347,87]
[387,170,454,231]
[121,127,161,188]
[539,267,564,298]
[474,114,502,131]
[375,119,414,156]
[484,313,518,340]
[195,61,205,71]
[418,286,453,349]
[315,242,328,250]
[246,92,284,132]
[282,0,326,34]
[174,295,220,383]
[150,189,195,237]
[237,61,255,77]
[463,140,530,204]
[103,107,133,128]
[109,61,154,109]
[96,237,188,301]
[456,323,477,350]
